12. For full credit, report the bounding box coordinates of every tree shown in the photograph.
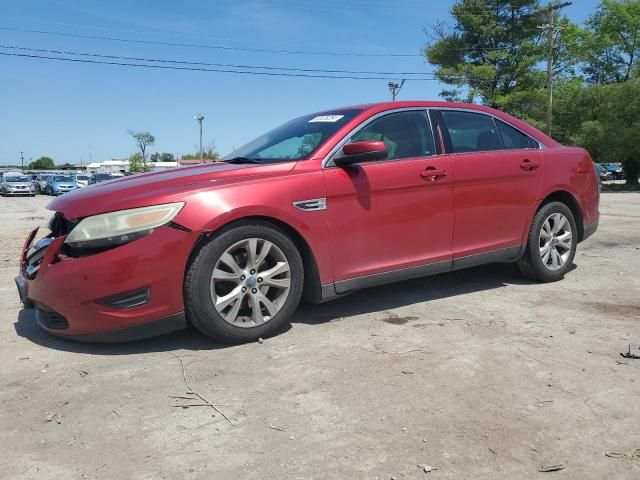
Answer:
[128,152,148,173]
[421,0,640,185]
[552,79,640,184]
[203,142,220,161]
[181,141,220,161]
[424,0,545,107]
[150,152,175,163]
[128,130,155,169]
[29,156,55,169]
[582,0,640,84]
[577,80,640,184]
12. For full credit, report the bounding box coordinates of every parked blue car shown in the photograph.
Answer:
[601,163,624,180]
[45,175,78,195]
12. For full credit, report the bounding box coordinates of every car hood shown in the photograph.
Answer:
[52,182,76,187]
[48,161,296,219]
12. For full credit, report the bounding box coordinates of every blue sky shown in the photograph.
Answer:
[0,0,599,165]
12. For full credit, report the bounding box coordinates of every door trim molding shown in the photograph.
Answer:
[320,244,524,300]
[333,259,452,295]
[451,245,523,271]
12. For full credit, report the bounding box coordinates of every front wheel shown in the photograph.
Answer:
[517,202,577,282]
[185,222,304,343]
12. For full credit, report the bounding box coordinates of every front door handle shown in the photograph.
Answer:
[421,167,447,181]
[520,159,539,171]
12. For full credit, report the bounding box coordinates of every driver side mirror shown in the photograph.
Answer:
[334,140,387,166]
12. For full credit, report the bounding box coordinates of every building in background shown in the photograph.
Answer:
[83,159,182,174]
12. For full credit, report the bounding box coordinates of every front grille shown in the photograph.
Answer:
[24,237,54,279]
[23,212,77,279]
[48,212,77,237]
[35,307,69,329]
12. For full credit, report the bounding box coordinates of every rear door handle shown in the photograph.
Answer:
[520,159,539,171]
[421,167,447,180]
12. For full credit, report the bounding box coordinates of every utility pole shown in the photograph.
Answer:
[20,151,24,169]
[194,113,205,163]
[538,1,572,135]
[388,79,405,101]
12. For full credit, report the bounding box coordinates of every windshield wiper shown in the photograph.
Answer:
[225,157,263,164]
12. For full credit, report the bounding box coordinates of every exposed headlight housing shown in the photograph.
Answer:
[64,202,184,250]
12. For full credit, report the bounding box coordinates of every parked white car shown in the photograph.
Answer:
[74,174,90,188]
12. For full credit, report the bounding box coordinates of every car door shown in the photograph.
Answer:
[433,109,543,262]
[323,109,454,292]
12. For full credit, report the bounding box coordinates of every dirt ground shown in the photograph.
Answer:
[1,193,639,480]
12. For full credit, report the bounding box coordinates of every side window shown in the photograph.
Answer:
[440,111,503,153]
[350,111,434,160]
[496,120,538,149]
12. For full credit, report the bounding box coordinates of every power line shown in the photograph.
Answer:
[0,44,438,76]
[2,24,533,57]
[0,51,444,81]
[0,26,423,57]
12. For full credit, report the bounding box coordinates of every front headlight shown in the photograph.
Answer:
[64,202,184,249]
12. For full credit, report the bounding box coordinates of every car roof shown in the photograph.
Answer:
[318,100,559,148]
[321,100,515,114]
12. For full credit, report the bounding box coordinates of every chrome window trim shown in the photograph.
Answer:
[322,107,434,169]
[322,106,544,168]
[435,107,545,151]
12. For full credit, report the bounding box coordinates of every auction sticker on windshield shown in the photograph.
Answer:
[308,115,344,123]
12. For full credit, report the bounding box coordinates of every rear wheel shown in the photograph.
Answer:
[185,222,304,343]
[517,201,577,282]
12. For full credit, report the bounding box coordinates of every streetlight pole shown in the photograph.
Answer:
[194,113,205,163]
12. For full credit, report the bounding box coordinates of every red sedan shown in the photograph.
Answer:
[16,101,600,343]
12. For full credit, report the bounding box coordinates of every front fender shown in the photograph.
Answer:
[173,169,333,284]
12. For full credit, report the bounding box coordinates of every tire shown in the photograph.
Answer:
[517,201,577,282]
[185,221,304,343]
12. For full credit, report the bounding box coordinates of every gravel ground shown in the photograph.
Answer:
[1,193,639,480]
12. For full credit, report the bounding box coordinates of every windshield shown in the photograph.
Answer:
[6,176,29,182]
[224,109,361,164]
[52,176,72,182]
[76,176,89,180]
[95,174,113,179]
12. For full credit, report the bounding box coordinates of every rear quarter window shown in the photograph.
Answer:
[496,119,538,149]
[440,110,503,153]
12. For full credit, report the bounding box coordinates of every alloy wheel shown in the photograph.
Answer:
[539,212,573,271]
[210,238,291,328]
